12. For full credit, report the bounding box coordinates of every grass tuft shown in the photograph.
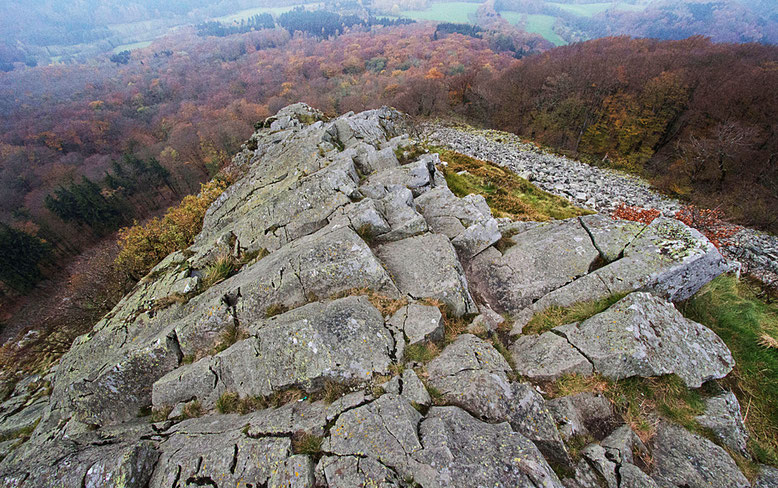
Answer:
[404,341,440,364]
[523,293,628,336]
[432,147,592,222]
[265,303,289,318]
[200,253,238,290]
[680,274,778,466]
[182,399,204,419]
[291,432,323,456]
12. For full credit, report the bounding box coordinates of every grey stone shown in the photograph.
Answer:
[650,422,749,488]
[323,394,423,477]
[754,465,778,488]
[150,415,291,488]
[316,455,402,487]
[152,297,394,409]
[451,217,501,260]
[373,186,429,242]
[600,425,647,465]
[580,443,619,488]
[269,454,315,488]
[579,214,646,263]
[376,233,477,316]
[388,303,444,345]
[510,331,593,381]
[426,335,512,420]
[555,292,733,388]
[507,382,571,467]
[362,156,442,198]
[399,369,431,407]
[353,142,400,175]
[619,463,659,488]
[415,186,494,239]
[467,219,600,315]
[547,392,617,441]
[0,397,46,440]
[413,406,563,488]
[695,391,749,457]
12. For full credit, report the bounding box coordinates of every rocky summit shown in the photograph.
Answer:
[0,104,764,487]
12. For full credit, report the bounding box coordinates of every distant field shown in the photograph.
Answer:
[399,2,480,24]
[213,3,322,23]
[112,41,152,54]
[499,12,567,46]
[547,2,645,17]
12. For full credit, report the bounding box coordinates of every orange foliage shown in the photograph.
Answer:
[611,203,661,225]
[674,205,740,249]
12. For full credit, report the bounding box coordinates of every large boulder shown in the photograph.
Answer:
[554,292,733,388]
[376,233,477,316]
[467,218,600,315]
[511,216,726,334]
[426,335,512,420]
[650,422,749,488]
[152,296,394,409]
[413,406,563,488]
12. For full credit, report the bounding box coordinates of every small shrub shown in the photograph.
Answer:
[291,432,323,456]
[201,253,237,290]
[322,380,349,404]
[213,324,246,354]
[216,391,241,414]
[394,144,427,164]
[115,179,228,281]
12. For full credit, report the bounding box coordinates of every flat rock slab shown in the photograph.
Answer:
[555,292,733,388]
[376,233,477,316]
[426,334,512,421]
[695,391,749,457]
[510,331,593,381]
[387,303,444,345]
[323,394,423,476]
[415,186,493,239]
[149,415,291,488]
[651,422,749,488]
[413,406,563,488]
[467,218,600,315]
[152,296,394,408]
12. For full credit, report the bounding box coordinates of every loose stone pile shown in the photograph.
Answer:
[0,104,771,487]
[425,124,778,287]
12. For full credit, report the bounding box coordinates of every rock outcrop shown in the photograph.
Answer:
[0,104,760,487]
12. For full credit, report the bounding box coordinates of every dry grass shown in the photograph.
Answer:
[265,303,289,318]
[291,432,323,456]
[182,399,204,419]
[200,252,238,290]
[212,323,247,354]
[330,287,408,317]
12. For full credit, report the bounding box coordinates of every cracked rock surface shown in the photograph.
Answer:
[0,104,756,487]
